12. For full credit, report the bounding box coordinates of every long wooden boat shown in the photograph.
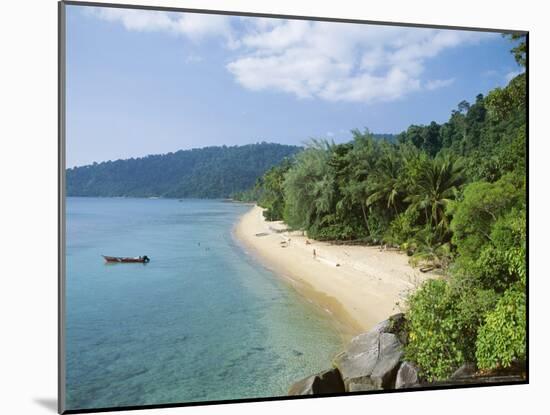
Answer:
[102,255,150,263]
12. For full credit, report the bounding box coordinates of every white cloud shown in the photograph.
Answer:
[319,68,422,102]
[86,9,493,103]
[87,8,234,43]
[228,22,483,102]
[425,78,455,91]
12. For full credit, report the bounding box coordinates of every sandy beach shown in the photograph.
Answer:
[234,206,438,338]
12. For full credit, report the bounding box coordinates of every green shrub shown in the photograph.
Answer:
[475,284,526,370]
[308,223,357,241]
[452,286,499,363]
[408,226,453,270]
[465,245,518,292]
[449,175,523,261]
[307,213,368,241]
[405,279,465,380]
[405,279,500,380]
[386,209,420,248]
[453,208,526,292]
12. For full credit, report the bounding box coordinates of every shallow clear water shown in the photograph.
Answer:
[65,197,343,410]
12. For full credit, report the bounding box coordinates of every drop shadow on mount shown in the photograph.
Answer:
[34,398,57,413]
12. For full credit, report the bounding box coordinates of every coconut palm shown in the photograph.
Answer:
[283,139,332,229]
[406,155,465,232]
[366,148,405,215]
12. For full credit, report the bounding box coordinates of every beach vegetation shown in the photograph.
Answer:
[404,279,465,380]
[475,282,526,370]
[255,159,293,221]
[248,35,527,381]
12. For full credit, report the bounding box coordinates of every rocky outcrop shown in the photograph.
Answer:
[288,368,345,395]
[288,313,525,396]
[371,333,404,388]
[451,363,477,379]
[395,361,419,389]
[287,314,407,395]
[333,314,405,392]
[333,329,382,391]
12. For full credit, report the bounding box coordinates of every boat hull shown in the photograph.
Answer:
[102,255,150,263]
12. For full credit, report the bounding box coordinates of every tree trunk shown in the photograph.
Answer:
[361,203,371,236]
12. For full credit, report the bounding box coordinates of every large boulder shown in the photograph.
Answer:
[347,378,380,392]
[451,363,477,379]
[333,314,405,391]
[370,333,404,389]
[288,368,345,395]
[333,330,381,388]
[395,361,420,389]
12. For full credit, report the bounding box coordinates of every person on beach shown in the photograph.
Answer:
[313,249,316,259]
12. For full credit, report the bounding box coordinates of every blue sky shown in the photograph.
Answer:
[66,5,522,167]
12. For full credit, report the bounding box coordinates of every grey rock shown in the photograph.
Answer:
[288,375,317,396]
[347,377,380,392]
[333,330,380,386]
[288,368,345,395]
[370,318,393,334]
[395,361,419,389]
[333,319,405,391]
[370,333,404,389]
[451,363,477,379]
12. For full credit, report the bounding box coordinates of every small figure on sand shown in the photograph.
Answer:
[305,240,311,245]
[313,249,316,259]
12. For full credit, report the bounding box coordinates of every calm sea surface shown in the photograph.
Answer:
[65,197,343,410]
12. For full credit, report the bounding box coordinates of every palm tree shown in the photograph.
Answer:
[283,139,332,229]
[409,226,453,271]
[312,174,335,218]
[339,134,381,236]
[406,155,465,232]
[366,148,405,215]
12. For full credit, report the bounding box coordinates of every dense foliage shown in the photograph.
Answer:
[406,280,475,380]
[237,134,397,222]
[475,283,526,370]
[67,143,301,199]
[249,36,527,379]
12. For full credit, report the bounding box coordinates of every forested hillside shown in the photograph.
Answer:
[66,143,301,198]
[249,35,527,380]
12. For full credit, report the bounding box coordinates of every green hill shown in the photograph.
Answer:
[66,142,301,198]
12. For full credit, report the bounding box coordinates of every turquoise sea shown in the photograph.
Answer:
[65,197,343,410]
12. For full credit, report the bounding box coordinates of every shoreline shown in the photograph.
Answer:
[234,205,438,338]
